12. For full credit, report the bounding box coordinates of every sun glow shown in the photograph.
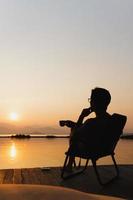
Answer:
[9,112,19,121]
[9,143,17,160]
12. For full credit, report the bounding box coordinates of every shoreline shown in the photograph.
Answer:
[0,135,70,139]
[0,135,133,140]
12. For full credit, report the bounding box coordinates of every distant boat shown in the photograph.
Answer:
[45,135,56,138]
[11,134,31,139]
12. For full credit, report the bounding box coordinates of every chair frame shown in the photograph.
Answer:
[61,152,119,185]
[61,114,127,185]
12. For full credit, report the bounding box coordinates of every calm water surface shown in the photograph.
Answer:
[0,138,132,169]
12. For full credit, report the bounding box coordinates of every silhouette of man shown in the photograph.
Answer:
[60,87,111,171]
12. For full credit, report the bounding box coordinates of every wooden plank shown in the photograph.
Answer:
[3,169,13,184]
[13,169,22,184]
[40,167,58,185]
[119,165,133,181]
[32,168,52,185]
[21,168,41,184]
[0,166,132,199]
[21,168,29,184]
[50,167,62,185]
[0,170,6,184]
[30,168,44,184]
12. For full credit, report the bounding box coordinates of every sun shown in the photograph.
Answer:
[9,112,19,121]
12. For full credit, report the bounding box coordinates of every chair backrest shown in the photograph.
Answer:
[67,113,127,159]
[100,113,127,155]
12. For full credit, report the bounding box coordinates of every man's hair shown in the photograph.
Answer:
[91,87,111,110]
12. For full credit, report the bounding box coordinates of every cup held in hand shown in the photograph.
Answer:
[59,120,66,127]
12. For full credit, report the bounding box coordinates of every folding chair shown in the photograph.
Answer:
[61,114,127,185]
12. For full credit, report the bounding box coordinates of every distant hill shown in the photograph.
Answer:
[0,122,69,135]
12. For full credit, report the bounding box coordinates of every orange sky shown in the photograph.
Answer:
[0,1,132,133]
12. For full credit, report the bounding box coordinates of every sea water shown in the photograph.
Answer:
[0,137,132,169]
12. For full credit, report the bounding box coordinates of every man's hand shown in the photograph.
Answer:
[76,107,92,126]
[59,120,75,128]
[80,107,92,118]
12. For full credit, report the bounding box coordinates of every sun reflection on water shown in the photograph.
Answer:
[9,142,17,160]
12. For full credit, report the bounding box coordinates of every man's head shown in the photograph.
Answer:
[90,87,111,112]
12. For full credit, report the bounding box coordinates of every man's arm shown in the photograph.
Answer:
[59,107,92,129]
[76,107,92,127]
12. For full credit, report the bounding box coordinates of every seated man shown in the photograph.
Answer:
[60,87,111,171]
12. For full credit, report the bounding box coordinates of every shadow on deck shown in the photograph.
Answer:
[0,164,132,199]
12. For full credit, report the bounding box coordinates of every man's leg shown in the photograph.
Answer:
[65,128,76,171]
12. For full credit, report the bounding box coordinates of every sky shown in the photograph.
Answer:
[0,0,133,134]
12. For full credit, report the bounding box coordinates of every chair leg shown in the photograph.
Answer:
[92,160,104,185]
[61,155,89,179]
[111,154,119,178]
[61,154,69,178]
[78,158,82,167]
[73,158,81,168]
[92,154,119,185]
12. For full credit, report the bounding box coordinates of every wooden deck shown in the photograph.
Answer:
[0,164,133,199]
